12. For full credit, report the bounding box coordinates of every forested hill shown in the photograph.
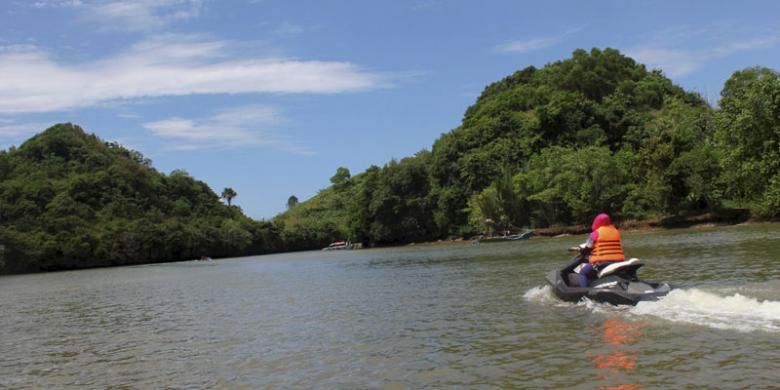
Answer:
[276,48,780,247]
[0,124,281,273]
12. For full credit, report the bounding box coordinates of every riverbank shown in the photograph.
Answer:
[2,209,774,275]
[416,208,775,246]
[532,208,757,238]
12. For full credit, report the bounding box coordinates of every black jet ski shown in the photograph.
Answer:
[546,253,672,306]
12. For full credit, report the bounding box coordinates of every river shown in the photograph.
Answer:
[1,224,779,388]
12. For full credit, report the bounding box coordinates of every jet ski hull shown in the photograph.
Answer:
[546,260,672,306]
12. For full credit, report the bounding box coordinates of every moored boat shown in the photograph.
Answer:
[322,241,354,250]
[478,230,534,243]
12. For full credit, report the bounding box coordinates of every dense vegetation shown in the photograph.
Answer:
[1,48,779,273]
[0,124,283,273]
[277,48,779,246]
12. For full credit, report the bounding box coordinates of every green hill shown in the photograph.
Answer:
[0,123,279,273]
[275,48,780,245]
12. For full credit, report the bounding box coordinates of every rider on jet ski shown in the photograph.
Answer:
[571,213,625,287]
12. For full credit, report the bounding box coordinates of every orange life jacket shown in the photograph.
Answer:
[590,225,625,264]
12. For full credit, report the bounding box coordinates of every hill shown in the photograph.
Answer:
[0,124,280,273]
[275,48,780,246]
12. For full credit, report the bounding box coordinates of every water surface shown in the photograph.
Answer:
[2,224,779,388]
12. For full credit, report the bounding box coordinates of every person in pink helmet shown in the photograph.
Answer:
[572,213,625,287]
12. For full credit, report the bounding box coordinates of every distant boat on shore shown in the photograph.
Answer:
[477,230,534,243]
[322,241,354,251]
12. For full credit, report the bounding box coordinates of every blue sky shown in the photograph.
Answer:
[1,0,779,219]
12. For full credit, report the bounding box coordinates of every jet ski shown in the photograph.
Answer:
[546,253,672,306]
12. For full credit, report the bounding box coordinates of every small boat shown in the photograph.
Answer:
[506,230,535,240]
[322,241,354,251]
[546,254,672,306]
[478,230,534,243]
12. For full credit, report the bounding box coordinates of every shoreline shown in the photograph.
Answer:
[415,209,778,246]
[3,210,776,275]
[533,209,755,238]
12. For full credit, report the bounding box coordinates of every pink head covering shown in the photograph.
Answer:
[591,213,611,231]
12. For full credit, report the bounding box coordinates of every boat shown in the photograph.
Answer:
[545,253,672,305]
[506,230,534,240]
[478,230,534,243]
[322,241,354,251]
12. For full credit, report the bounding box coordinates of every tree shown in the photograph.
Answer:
[347,166,381,244]
[468,165,526,234]
[330,167,351,188]
[287,195,299,209]
[715,66,780,212]
[468,186,502,235]
[361,152,436,244]
[221,187,237,206]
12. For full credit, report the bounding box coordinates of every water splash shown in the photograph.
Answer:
[522,285,558,304]
[524,285,632,313]
[631,288,780,332]
[523,285,587,308]
[526,285,780,332]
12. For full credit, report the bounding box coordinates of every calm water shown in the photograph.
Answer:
[2,224,780,389]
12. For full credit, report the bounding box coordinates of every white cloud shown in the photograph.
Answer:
[144,105,314,155]
[90,0,202,31]
[32,0,84,8]
[628,29,780,78]
[0,35,384,114]
[496,28,582,54]
[32,0,202,31]
[496,36,561,54]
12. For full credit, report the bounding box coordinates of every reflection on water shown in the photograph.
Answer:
[588,317,646,389]
[1,223,779,388]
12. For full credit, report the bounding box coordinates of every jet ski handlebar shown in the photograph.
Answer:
[567,244,591,255]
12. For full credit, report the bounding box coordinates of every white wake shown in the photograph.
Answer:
[631,288,780,332]
[524,285,780,332]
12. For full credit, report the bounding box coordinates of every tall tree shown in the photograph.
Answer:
[287,195,299,209]
[221,187,237,206]
[330,167,351,188]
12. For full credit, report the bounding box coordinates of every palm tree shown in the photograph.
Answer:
[221,187,237,206]
[287,195,299,209]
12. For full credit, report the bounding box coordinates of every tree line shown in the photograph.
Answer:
[1,48,779,272]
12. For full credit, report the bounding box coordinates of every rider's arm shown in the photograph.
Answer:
[570,234,596,254]
[580,233,596,249]
[573,232,597,255]
[586,230,599,247]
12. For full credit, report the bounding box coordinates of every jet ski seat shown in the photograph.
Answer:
[597,258,642,278]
